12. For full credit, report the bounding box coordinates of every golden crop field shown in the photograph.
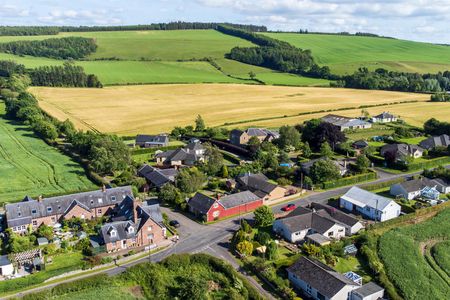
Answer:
[31,84,431,135]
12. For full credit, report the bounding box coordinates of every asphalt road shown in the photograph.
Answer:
[7,166,447,299]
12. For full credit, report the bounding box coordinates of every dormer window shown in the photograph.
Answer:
[47,207,52,213]
[111,196,116,202]
[110,229,117,237]
[31,209,37,214]
[90,200,94,205]
[18,212,21,217]
[127,226,134,234]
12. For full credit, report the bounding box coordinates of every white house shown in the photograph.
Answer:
[311,203,364,236]
[288,256,359,300]
[0,255,14,276]
[340,187,401,222]
[390,178,441,200]
[273,206,358,243]
[371,112,397,123]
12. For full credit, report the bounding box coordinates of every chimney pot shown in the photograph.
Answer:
[38,195,43,202]
[101,185,106,192]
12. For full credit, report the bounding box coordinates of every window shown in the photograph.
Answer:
[81,214,85,219]
[32,220,37,226]
[90,199,94,205]
[328,232,333,237]
[31,209,37,214]
[18,212,21,217]
[47,207,52,213]
[128,226,134,234]
[58,205,61,210]
[98,209,102,214]
[147,233,154,240]
[21,225,26,230]
[98,198,103,204]
[111,196,116,202]
[110,230,117,237]
[51,217,56,222]
[147,226,152,232]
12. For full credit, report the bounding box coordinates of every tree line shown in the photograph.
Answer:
[0,23,266,36]
[292,29,393,39]
[0,26,59,36]
[0,37,97,59]
[0,69,128,176]
[335,67,450,93]
[217,25,333,78]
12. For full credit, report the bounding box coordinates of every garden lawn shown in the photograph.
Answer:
[378,208,450,299]
[0,102,95,202]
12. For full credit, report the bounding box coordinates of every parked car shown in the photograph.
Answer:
[281,204,296,212]
[169,220,180,228]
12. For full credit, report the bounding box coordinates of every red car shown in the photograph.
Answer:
[281,203,296,212]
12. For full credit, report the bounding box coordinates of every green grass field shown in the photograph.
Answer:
[0,102,95,202]
[433,241,450,277]
[263,33,450,74]
[378,208,450,299]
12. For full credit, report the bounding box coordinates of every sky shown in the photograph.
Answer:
[0,0,449,43]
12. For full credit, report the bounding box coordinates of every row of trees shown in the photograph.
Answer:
[337,67,450,93]
[30,63,102,87]
[0,69,128,176]
[431,92,450,102]
[0,37,97,59]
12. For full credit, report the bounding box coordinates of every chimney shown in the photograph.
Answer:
[38,195,43,202]
[133,197,142,222]
[101,185,106,192]
[216,193,220,201]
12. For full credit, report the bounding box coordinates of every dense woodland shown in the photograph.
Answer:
[0,37,97,59]
[218,25,332,78]
[30,63,102,87]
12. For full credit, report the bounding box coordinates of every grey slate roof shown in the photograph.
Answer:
[188,193,218,214]
[311,203,361,227]
[237,173,277,194]
[278,208,337,234]
[352,282,384,297]
[219,191,260,209]
[380,143,423,158]
[101,220,137,244]
[6,186,133,228]
[188,191,261,213]
[138,165,178,187]
[341,186,395,210]
[352,140,369,149]
[322,114,370,128]
[374,112,396,119]
[0,255,12,266]
[396,178,436,193]
[419,134,450,150]
[287,257,358,299]
[136,134,168,145]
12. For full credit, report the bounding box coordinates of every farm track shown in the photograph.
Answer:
[0,117,65,192]
[421,239,450,286]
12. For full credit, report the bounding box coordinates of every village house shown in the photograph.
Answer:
[135,134,169,148]
[419,134,450,150]
[371,112,397,123]
[229,128,279,146]
[155,141,205,166]
[273,205,362,244]
[187,191,262,222]
[351,140,369,155]
[236,173,287,202]
[287,257,384,300]
[380,143,424,162]
[340,187,401,221]
[138,164,178,189]
[5,186,133,234]
[321,114,372,131]
[390,178,441,200]
[100,201,166,252]
[300,157,351,176]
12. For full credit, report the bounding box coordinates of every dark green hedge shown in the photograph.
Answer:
[322,170,377,189]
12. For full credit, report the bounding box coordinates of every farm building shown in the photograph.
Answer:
[340,187,401,221]
[371,112,397,123]
[321,114,372,131]
[135,134,169,148]
[187,191,262,222]
[236,173,287,202]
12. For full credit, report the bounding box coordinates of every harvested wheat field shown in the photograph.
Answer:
[31,84,430,135]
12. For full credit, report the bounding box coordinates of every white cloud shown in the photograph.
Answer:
[38,9,122,25]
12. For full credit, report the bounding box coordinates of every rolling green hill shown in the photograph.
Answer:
[262,32,450,74]
[0,30,328,86]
